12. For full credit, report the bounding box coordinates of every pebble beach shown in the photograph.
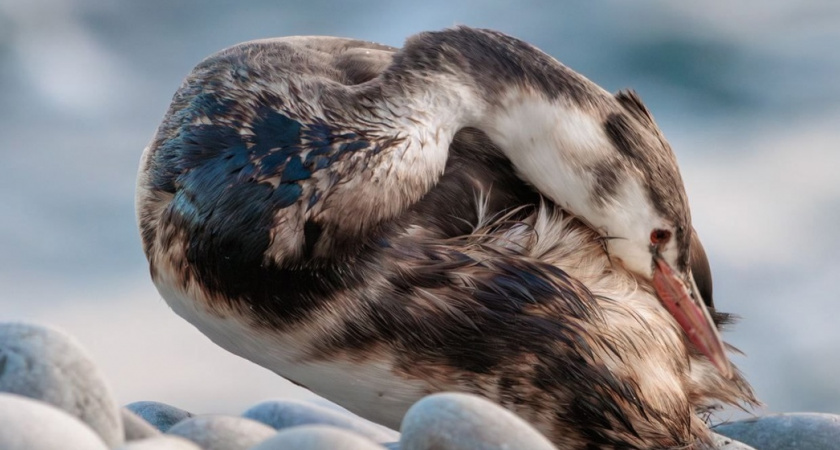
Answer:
[2,321,839,449]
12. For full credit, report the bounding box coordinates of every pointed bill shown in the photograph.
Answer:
[652,256,732,378]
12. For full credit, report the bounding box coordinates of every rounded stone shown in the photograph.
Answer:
[126,401,193,432]
[709,431,756,450]
[250,425,384,450]
[0,393,108,450]
[243,399,399,443]
[166,415,277,450]
[121,407,161,441]
[0,322,123,448]
[114,435,202,450]
[713,413,840,450]
[400,392,556,450]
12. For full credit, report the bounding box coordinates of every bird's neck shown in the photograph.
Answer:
[355,41,634,243]
[326,27,673,274]
[477,90,620,226]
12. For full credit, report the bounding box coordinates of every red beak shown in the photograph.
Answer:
[652,256,732,378]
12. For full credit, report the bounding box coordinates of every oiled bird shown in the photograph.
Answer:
[136,27,757,448]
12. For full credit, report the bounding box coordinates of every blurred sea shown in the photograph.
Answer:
[1,0,838,418]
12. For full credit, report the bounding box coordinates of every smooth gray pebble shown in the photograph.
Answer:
[167,415,277,450]
[0,322,124,447]
[243,399,399,443]
[127,400,193,432]
[400,392,557,450]
[115,434,202,450]
[709,431,756,449]
[0,393,108,450]
[714,413,840,450]
[250,425,384,450]
[121,407,161,441]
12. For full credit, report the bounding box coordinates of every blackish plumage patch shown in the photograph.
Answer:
[221,262,364,324]
[339,140,370,153]
[690,230,714,309]
[147,84,379,316]
[590,159,622,206]
[148,94,237,194]
[391,27,596,105]
[615,90,655,126]
[281,155,310,182]
[303,220,323,258]
[604,113,639,162]
[251,107,302,154]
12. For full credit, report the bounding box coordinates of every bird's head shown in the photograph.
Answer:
[593,91,732,378]
[486,87,732,378]
[602,201,731,378]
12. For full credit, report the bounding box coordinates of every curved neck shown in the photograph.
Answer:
[343,27,634,238]
[312,27,686,277]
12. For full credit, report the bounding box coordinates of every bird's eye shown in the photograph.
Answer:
[650,229,672,245]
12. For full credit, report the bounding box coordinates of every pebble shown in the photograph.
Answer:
[399,392,557,450]
[2,320,839,449]
[243,399,399,443]
[713,413,840,450]
[0,393,108,450]
[166,415,277,450]
[0,322,124,448]
[115,435,203,450]
[250,425,384,450]
[709,431,756,450]
[126,400,193,432]
[121,407,161,441]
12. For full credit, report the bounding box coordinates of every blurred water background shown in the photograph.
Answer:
[1,0,838,420]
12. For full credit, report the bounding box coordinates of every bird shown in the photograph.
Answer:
[136,27,757,448]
